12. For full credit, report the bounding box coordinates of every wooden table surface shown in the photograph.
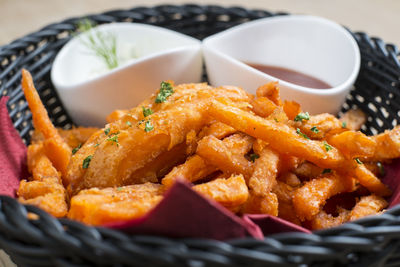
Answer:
[0,0,399,47]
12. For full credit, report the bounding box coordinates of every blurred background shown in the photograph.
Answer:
[0,0,399,46]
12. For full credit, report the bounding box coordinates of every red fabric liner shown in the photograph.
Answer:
[0,97,28,197]
[0,96,398,240]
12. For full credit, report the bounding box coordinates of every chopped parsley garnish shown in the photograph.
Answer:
[106,134,119,146]
[355,158,363,164]
[377,162,385,176]
[274,118,279,122]
[104,128,110,135]
[249,153,260,162]
[144,120,154,132]
[117,187,123,191]
[296,128,310,139]
[155,81,174,103]
[322,169,332,174]
[94,143,100,147]
[323,141,332,152]
[342,121,347,129]
[126,121,132,127]
[310,126,319,133]
[72,143,82,155]
[82,155,93,169]
[142,106,153,117]
[294,112,310,122]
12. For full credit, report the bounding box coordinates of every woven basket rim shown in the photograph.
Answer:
[1,4,400,266]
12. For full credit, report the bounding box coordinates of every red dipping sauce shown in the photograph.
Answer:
[247,63,332,89]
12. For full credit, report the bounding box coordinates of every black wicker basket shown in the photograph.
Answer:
[1,4,400,267]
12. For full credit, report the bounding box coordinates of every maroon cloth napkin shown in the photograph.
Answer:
[0,97,28,197]
[382,159,400,208]
[1,95,399,240]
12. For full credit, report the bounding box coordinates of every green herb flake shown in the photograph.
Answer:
[310,126,319,133]
[323,141,332,152]
[72,143,82,155]
[342,121,347,129]
[106,134,119,146]
[249,153,260,162]
[155,81,174,103]
[126,121,132,127]
[94,143,100,148]
[377,162,385,176]
[144,120,154,132]
[117,187,123,191]
[142,106,153,117]
[82,155,93,169]
[294,112,310,122]
[322,169,332,174]
[104,128,110,135]
[296,128,310,139]
[355,158,363,164]
[274,118,279,122]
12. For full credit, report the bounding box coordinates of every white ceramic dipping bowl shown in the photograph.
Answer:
[51,23,202,127]
[203,15,360,115]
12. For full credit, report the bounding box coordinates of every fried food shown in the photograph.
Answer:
[193,174,248,211]
[21,69,71,180]
[68,183,163,225]
[292,173,354,221]
[20,69,395,229]
[17,143,68,217]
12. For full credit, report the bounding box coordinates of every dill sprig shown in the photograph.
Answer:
[77,19,119,70]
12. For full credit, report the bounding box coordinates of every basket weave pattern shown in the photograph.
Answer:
[0,4,400,267]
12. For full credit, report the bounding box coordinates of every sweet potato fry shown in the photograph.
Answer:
[283,100,301,121]
[328,131,376,159]
[241,192,278,216]
[208,98,346,169]
[68,183,163,225]
[198,122,237,139]
[340,108,367,131]
[196,134,253,178]
[310,208,350,230]
[350,163,391,196]
[294,113,343,140]
[272,181,301,225]
[21,69,71,179]
[294,161,324,180]
[368,126,400,161]
[349,195,387,221]
[256,82,282,106]
[292,173,355,221]
[18,142,68,217]
[249,147,279,196]
[193,174,248,210]
[162,155,217,187]
[126,142,188,185]
[251,97,277,118]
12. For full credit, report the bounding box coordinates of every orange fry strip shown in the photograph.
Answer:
[68,183,163,226]
[208,98,345,169]
[349,195,388,221]
[328,131,376,159]
[310,208,350,230]
[162,155,217,187]
[292,173,354,221]
[351,163,391,197]
[196,134,253,178]
[241,192,278,216]
[249,147,279,196]
[22,69,71,179]
[18,143,68,217]
[193,174,248,210]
